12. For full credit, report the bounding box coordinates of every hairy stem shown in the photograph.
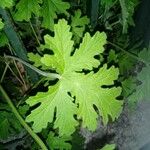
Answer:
[7,63,24,85]
[0,63,8,83]
[0,84,48,150]
[29,21,41,46]
[5,55,61,79]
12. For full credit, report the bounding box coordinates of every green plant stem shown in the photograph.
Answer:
[119,0,127,33]
[29,21,41,46]
[13,59,28,88]
[31,77,46,90]
[29,20,42,54]
[107,41,149,64]
[110,20,120,27]
[7,63,24,85]
[5,55,61,79]
[0,63,8,82]
[0,84,48,150]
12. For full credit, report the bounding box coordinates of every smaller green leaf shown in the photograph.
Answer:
[0,32,9,47]
[40,0,70,30]
[100,0,115,8]
[0,18,4,30]
[107,49,118,63]
[0,103,10,111]
[18,104,29,117]
[118,53,136,74]
[0,0,13,8]
[71,9,89,43]
[100,144,116,150]
[28,52,48,70]
[139,48,150,63]
[72,132,84,150]
[0,110,22,140]
[0,119,9,139]
[128,66,150,105]
[28,52,42,67]
[122,77,136,98]
[119,0,128,33]
[14,0,42,21]
[119,0,139,33]
[46,132,72,150]
[128,48,150,105]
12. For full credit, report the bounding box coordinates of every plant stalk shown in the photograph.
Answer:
[0,84,48,150]
[5,55,61,79]
[29,21,41,46]
[0,63,8,83]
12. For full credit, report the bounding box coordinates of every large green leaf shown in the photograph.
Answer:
[40,0,70,30]
[26,19,122,136]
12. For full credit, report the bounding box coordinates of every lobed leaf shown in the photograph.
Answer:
[69,31,106,72]
[46,132,72,150]
[128,48,150,105]
[14,0,42,21]
[28,52,48,70]
[0,110,22,140]
[71,9,89,43]
[26,19,122,136]
[40,0,70,30]
[129,66,150,105]
[119,0,139,33]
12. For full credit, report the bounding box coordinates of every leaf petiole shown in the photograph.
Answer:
[5,55,61,79]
